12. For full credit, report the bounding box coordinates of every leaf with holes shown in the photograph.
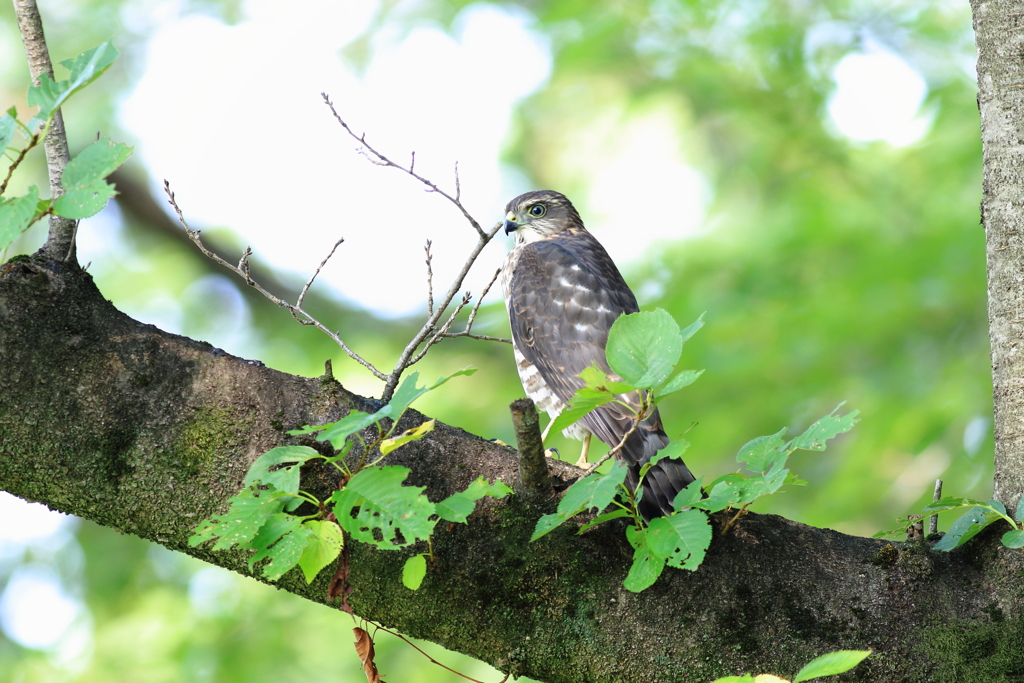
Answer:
[330,466,436,549]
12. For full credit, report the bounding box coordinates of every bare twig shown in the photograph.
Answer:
[408,291,472,366]
[441,267,512,344]
[163,180,387,381]
[930,479,943,536]
[575,403,648,479]
[424,240,434,316]
[297,237,344,310]
[13,0,77,262]
[0,133,40,197]
[322,93,487,240]
[366,621,497,683]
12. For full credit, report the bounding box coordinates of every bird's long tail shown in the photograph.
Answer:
[621,415,698,521]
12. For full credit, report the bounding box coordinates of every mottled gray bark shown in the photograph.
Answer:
[13,0,77,262]
[2,257,1022,683]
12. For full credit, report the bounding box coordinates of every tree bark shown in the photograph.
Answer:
[974,0,1024,520]
[2,256,1023,683]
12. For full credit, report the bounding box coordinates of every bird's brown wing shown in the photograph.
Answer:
[507,231,696,518]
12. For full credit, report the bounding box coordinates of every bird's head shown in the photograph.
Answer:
[503,190,585,244]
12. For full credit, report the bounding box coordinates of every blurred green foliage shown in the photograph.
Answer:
[0,0,987,681]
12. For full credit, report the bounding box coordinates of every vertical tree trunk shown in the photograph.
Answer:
[973,0,1024,517]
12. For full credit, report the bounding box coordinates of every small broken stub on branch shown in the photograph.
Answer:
[510,398,552,501]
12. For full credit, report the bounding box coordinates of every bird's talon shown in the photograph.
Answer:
[544,447,559,458]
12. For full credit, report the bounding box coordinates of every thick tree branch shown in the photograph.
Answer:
[13,0,77,262]
[2,258,1022,683]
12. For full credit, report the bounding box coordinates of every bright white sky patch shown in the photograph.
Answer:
[119,0,551,318]
[827,46,931,146]
[0,564,84,650]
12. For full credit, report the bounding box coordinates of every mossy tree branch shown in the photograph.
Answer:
[1,257,1022,683]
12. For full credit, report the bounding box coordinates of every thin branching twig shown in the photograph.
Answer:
[163,180,388,381]
[424,240,434,317]
[0,133,40,197]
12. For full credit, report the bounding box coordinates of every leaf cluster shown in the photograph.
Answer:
[1,42,131,253]
[189,368,513,589]
[877,496,1024,551]
[531,310,858,592]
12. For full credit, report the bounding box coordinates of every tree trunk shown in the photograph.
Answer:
[974,0,1024,519]
[2,256,1023,683]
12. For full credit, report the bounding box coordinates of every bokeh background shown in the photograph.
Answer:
[0,0,987,681]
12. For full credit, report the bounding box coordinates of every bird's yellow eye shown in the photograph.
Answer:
[529,204,546,217]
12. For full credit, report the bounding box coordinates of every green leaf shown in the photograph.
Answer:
[693,478,745,513]
[387,367,477,417]
[547,389,621,437]
[933,506,1004,551]
[402,554,428,590]
[27,42,119,119]
[380,419,435,455]
[671,479,705,511]
[1016,504,1024,524]
[188,485,288,551]
[435,477,513,523]
[0,186,41,250]
[606,309,682,388]
[737,429,787,473]
[0,113,16,154]
[296,520,344,583]
[922,496,979,515]
[330,466,436,548]
[1002,529,1024,549]
[786,408,859,452]
[654,368,703,400]
[678,313,705,344]
[623,524,666,592]
[577,508,631,534]
[244,445,321,495]
[793,650,872,682]
[709,677,755,683]
[248,513,313,581]
[314,408,389,449]
[579,363,635,394]
[646,508,712,571]
[986,498,1007,516]
[52,138,133,219]
[531,460,629,541]
[647,438,691,471]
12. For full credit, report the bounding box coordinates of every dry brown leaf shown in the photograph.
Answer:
[353,627,384,683]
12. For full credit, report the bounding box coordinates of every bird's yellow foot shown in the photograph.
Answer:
[544,447,560,458]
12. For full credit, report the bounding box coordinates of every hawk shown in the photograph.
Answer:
[501,190,697,520]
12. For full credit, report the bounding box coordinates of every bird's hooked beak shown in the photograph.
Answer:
[503,210,519,235]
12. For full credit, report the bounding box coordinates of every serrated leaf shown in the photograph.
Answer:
[606,309,682,388]
[655,369,703,398]
[531,460,629,541]
[693,478,745,513]
[436,477,513,523]
[577,508,631,534]
[27,42,119,119]
[296,520,344,583]
[1001,529,1024,548]
[244,445,321,495]
[188,485,288,550]
[402,554,428,590]
[623,524,666,592]
[547,391,619,438]
[792,650,871,682]
[922,496,979,514]
[933,506,1003,551]
[330,466,435,548]
[62,138,133,188]
[737,429,787,473]
[249,513,312,581]
[646,508,712,570]
[672,479,705,510]
[0,186,41,250]
[786,408,859,452]
[380,419,435,455]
